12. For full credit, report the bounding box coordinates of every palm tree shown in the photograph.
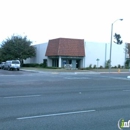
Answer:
[114,33,123,44]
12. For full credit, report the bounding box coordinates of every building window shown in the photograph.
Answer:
[69,60,72,64]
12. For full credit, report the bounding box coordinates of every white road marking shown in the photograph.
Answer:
[123,90,130,92]
[0,75,16,76]
[51,72,59,74]
[79,92,82,94]
[65,77,90,79]
[127,76,130,79]
[4,95,41,99]
[17,109,96,120]
[112,77,128,80]
[100,76,130,81]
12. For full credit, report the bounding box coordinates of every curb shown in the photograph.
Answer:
[21,69,130,74]
[21,69,100,74]
[20,69,41,73]
[100,72,130,74]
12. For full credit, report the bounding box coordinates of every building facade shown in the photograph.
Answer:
[24,38,126,68]
[45,38,85,68]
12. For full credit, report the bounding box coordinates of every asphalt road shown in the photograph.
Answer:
[0,69,130,130]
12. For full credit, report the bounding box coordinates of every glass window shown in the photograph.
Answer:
[12,61,20,64]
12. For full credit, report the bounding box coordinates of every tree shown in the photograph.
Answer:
[124,43,130,68]
[0,47,3,63]
[126,43,130,55]
[114,33,123,44]
[1,35,36,64]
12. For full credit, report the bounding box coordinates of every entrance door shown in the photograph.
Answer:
[76,60,80,68]
[52,59,59,67]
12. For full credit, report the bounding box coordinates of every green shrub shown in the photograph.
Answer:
[114,66,117,68]
[105,60,110,68]
[118,64,121,68]
[93,65,96,69]
[23,63,39,67]
[46,67,61,69]
[79,68,85,70]
[100,66,103,69]
[125,66,130,69]
[121,66,124,68]
[89,64,92,69]
[39,63,47,68]
[125,60,129,67]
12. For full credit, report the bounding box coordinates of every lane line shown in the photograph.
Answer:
[17,109,96,120]
[51,72,59,74]
[123,90,130,92]
[4,95,41,99]
[100,76,130,81]
[65,77,90,79]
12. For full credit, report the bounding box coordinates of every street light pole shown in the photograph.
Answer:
[109,23,113,72]
[109,19,123,72]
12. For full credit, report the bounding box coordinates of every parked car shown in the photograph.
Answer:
[0,62,5,69]
[4,60,20,71]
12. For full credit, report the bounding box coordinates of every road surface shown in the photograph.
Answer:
[0,69,130,130]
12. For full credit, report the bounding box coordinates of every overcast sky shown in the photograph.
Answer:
[0,0,130,44]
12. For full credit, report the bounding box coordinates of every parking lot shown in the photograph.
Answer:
[0,68,38,76]
[0,69,130,130]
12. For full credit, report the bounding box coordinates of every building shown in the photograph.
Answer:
[24,38,126,68]
[45,38,85,68]
[24,42,48,64]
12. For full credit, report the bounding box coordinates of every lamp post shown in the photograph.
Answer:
[109,19,123,72]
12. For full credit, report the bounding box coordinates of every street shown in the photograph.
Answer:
[0,69,130,130]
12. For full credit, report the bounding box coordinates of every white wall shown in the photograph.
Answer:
[110,42,125,67]
[47,57,52,67]
[24,43,48,64]
[84,41,125,67]
[24,41,125,68]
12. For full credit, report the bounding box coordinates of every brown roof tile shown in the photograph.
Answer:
[45,38,85,56]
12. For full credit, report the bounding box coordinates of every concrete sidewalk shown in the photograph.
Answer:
[21,67,130,74]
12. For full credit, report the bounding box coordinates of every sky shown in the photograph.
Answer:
[0,0,130,44]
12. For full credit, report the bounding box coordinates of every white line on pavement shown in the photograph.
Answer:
[17,109,96,120]
[4,95,41,99]
[65,77,90,79]
[123,90,130,92]
[51,72,59,74]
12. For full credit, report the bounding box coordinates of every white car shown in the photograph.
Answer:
[0,62,5,69]
[4,60,20,71]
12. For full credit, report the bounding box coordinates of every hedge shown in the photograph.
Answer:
[22,63,39,67]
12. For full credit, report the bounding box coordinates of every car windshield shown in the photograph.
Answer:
[12,61,19,64]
